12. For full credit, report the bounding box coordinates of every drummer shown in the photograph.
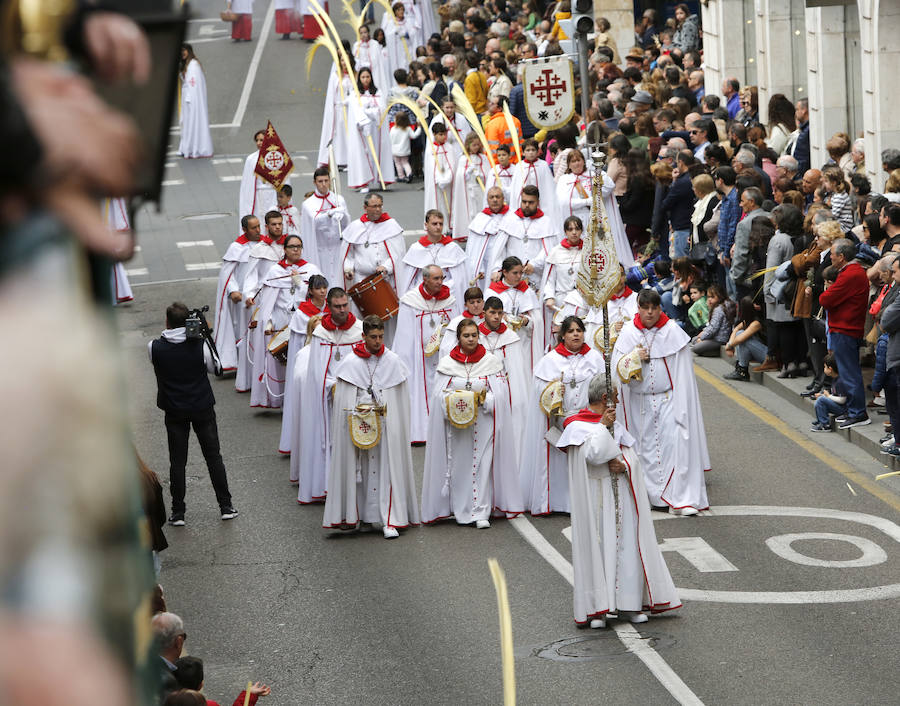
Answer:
[397,209,467,305]
[341,193,406,342]
[393,265,459,445]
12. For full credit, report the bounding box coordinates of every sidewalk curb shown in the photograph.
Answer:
[694,355,899,471]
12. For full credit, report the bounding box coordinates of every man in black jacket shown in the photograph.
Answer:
[661,151,697,258]
[149,302,237,525]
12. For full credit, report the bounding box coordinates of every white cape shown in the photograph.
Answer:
[465,207,507,286]
[178,59,214,158]
[213,237,251,372]
[450,153,490,241]
[398,239,468,307]
[300,190,349,290]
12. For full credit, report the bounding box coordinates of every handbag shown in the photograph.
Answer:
[770,260,796,305]
[689,240,716,268]
[220,9,238,22]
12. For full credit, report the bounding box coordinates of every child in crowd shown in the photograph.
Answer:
[389,111,421,183]
[276,186,300,236]
[387,68,423,178]
[822,166,854,233]
[723,296,765,380]
[691,284,734,356]
[686,280,709,336]
[811,354,848,432]
[649,259,674,297]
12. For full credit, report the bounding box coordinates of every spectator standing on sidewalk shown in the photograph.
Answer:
[878,255,900,457]
[818,239,871,429]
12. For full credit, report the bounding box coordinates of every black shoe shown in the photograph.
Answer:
[168,513,185,526]
[838,414,871,430]
[800,383,822,398]
[220,507,239,520]
[805,380,818,391]
[834,413,849,424]
[723,364,750,381]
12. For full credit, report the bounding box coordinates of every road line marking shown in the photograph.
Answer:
[132,276,218,287]
[125,268,148,276]
[185,262,222,271]
[212,158,244,164]
[162,179,185,186]
[185,36,231,44]
[176,240,215,248]
[509,516,704,705]
[220,175,243,181]
[231,0,275,128]
[694,366,900,514]
[198,25,230,36]
[210,123,238,128]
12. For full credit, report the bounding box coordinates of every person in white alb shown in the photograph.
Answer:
[353,24,391,95]
[178,44,213,159]
[393,265,457,444]
[557,373,681,627]
[611,288,710,514]
[507,138,560,227]
[466,186,508,289]
[276,185,302,237]
[300,168,350,289]
[429,97,473,142]
[398,209,467,305]
[486,256,544,370]
[213,215,260,376]
[104,197,134,305]
[421,318,523,526]
[383,2,416,78]
[316,62,355,169]
[274,0,300,38]
[226,0,254,41]
[423,123,461,232]
[490,185,559,290]
[451,132,491,241]
[239,130,291,229]
[439,287,485,358]
[347,67,396,193]
[323,315,420,538]
[484,144,515,204]
[295,288,364,504]
[542,215,585,327]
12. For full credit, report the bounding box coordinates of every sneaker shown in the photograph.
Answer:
[834,414,849,424]
[723,365,750,381]
[220,507,239,520]
[810,421,832,432]
[874,394,887,407]
[628,612,649,624]
[589,618,606,629]
[383,526,399,539]
[476,519,491,529]
[838,414,871,430]
[882,444,900,457]
[168,514,185,526]
[881,433,895,445]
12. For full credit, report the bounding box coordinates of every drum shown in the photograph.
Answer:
[347,272,399,320]
[266,326,290,365]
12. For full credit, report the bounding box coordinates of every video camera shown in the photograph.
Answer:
[185,305,224,376]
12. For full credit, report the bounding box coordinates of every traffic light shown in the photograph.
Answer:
[571,0,593,36]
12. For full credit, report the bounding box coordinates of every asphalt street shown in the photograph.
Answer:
[121,3,900,703]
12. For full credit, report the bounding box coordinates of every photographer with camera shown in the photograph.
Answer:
[149,302,238,526]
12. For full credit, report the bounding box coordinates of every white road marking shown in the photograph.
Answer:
[162,179,185,186]
[198,25,229,36]
[186,36,231,44]
[185,262,222,271]
[765,532,887,569]
[406,229,426,236]
[220,175,243,181]
[658,537,739,572]
[212,158,244,165]
[230,0,276,128]
[126,268,149,276]
[509,516,704,705]
[176,240,215,248]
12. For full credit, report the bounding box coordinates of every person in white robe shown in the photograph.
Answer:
[479,296,529,448]
[423,123,461,233]
[226,0,253,40]
[398,209,467,305]
[611,288,710,514]
[557,373,681,627]
[178,45,214,159]
[486,257,544,371]
[353,25,391,101]
[104,198,134,305]
[300,168,349,289]
[490,185,559,291]
[439,287,485,359]
[297,0,327,39]
[484,144,515,205]
[275,184,303,239]
[323,315,421,538]
[240,130,291,230]
[240,211,288,309]
[410,0,435,44]
[248,235,322,411]
[213,215,260,375]
[295,289,364,503]
[558,266,638,354]
[383,3,416,78]
[346,68,396,192]
[466,187,508,289]
[507,139,561,228]
[429,98,473,143]
[278,274,328,457]
[450,133,491,242]
[542,215,585,335]
[393,265,457,443]
[521,316,604,515]
[421,318,523,526]
[316,65,354,169]
[341,193,406,341]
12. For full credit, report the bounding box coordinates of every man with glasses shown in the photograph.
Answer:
[715,166,740,297]
[689,118,712,164]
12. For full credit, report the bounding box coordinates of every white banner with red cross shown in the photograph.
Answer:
[522,56,576,131]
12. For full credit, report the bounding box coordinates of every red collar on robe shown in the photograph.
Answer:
[418,234,453,247]
[361,213,391,224]
[277,258,307,269]
[478,321,507,335]
[261,234,286,245]
[610,286,633,300]
[449,343,487,363]
[514,208,545,220]
[321,311,357,331]
[634,311,670,330]
[419,283,451,301]
[462,311,484,319]
[560,238,583,249]
[298,301,326,317]
[563,408,603,428]
[236,234,250,244]
[489,279,529,293]
[313,191,333,200]
[482,204,510,216]
[352,341,384,358]
[555,342,592,357]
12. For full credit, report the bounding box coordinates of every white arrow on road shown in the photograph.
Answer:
[658,537,739,572]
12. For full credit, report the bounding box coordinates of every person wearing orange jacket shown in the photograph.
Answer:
[483,95,522,164]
